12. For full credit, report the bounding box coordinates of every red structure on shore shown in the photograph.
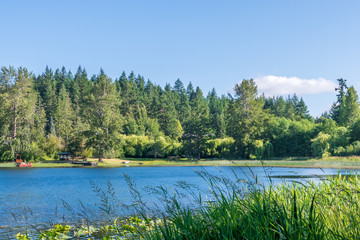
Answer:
[15,155,32,167]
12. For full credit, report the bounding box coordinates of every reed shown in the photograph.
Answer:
[141,172,360,240]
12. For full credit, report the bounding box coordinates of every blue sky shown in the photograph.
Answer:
[1,0,360,116]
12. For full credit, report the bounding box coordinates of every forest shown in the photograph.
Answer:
[0,66,359,162]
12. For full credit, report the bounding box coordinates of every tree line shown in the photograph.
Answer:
[0,66,359,161]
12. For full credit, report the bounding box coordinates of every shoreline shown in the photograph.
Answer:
[2,157,360,169]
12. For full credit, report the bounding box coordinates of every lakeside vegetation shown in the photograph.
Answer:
[13,172,360,239]
[1,66,360,163]
[4,156,360,169]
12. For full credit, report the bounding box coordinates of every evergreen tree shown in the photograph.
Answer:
[135,74,146,105]
[207,88,226,138]
[36,66,57,130]
[0,67,40,157]
[117,72,138,116]
[72,66,90,109]
[331,78,348,123]
[147,86,163,120]
[227,79,271,158]
[285,95,296,119]
[54,84,74,146]
[263,96,287,117]
[173,78,185,95]
[338,86,360,126]
[187,82,195,101]
[182,87,210,159]
[295,97,311,120]
[85,70,123,162]
[173,79,190,123]
[54,66,73,93]
[158,84,182,139]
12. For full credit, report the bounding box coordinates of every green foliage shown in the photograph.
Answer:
[333,141,360,156]
[16,233,31,240]
[0,137,12,161]
[264,94,312,120]
[269,117,317,157]
[138,172,360,240]
[331,78,348,123]
[182,87,211,160]
[121,135,181,158]
[85,70,123,162]
[37,224,71,239]
[1,65,360,160]
[54,84,74,146]
[227,79,272,158]
[204,137,235,158]
[311,132,331,158]
[0,66,41,157]
[207,88,227,138]
[331,79,360,127]
[338,86,360,126]
[43,134,64,159]
[253,139,264,159]
[349,119,360,143]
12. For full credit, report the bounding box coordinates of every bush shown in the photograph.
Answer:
[311,132,331,158]
[121,135,182,158]
[204,138,235,158]
[43,134,64,159]
[0,143,13,162]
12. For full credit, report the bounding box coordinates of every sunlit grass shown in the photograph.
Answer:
[2,156,360,168]
[139,172,360,240]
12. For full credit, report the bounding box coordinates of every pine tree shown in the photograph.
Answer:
[338,86,360,126]
[0,67,39,156]
[173,79,190,123]
[207,88,226,138]
[158,84,182,139]
[85,69,123,162]
[54,66,73,93]
[331,78,348,123]
[227,79,271,158]
[36,66,57,131]
[55,84,74,147]
[135,74,145,105]
[117,72,138,116]
[295,97,311,120]
[187,82,195,101]
[182,87,210,160]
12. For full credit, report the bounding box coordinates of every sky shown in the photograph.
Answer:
[1,0,360,117]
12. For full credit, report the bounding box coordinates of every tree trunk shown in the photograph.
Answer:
[13,103,17,140]
[98,156,103,163]
[197,145,201,160]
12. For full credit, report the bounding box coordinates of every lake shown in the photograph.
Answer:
[0,166,357,236]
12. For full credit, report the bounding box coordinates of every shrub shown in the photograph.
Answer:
[204,137,235,158]
[311,132,331,158]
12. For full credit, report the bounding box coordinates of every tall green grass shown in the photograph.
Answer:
[140,172,360,240]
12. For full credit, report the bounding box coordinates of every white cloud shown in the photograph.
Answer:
[253,75,337,96]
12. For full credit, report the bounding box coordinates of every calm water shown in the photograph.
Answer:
[0,166,357,236]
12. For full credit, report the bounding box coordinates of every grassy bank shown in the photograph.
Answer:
[2,156,360,169]
[139,173,360,240]
[13,173,360,239]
